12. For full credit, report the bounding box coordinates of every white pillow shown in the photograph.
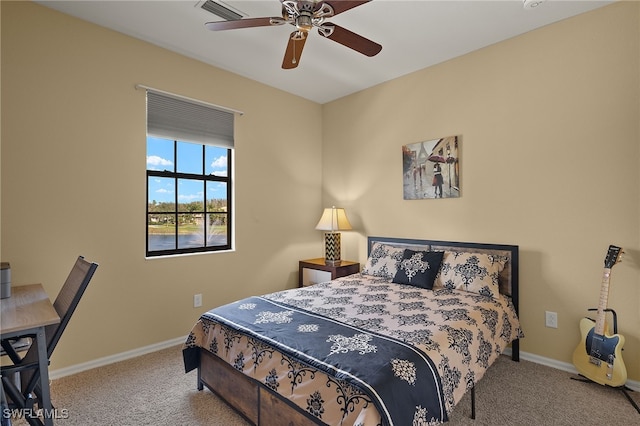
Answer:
[361,242,406,279]
[434,251,507,299]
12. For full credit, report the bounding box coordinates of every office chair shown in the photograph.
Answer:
[1,256,98,424]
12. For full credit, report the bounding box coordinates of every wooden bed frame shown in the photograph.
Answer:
[194,237,520,425]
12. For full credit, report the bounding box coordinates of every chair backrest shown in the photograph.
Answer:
[45,256,99,357]
[17,256,97,395]
[22,256,98,364]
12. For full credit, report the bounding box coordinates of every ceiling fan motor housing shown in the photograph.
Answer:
[283,0,333,32]
[297,13,313,31]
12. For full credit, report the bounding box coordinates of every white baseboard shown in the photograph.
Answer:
[51,339,640,393]
[504,347,640,392]
[49,336,187,380]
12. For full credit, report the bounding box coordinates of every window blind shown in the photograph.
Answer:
[146,90,234,148]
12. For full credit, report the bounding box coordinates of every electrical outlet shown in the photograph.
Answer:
[545,311,558,328]
[194,294,202,308]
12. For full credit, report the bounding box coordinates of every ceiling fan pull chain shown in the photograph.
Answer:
[292,38,297,64]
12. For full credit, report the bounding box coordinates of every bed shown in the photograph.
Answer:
[183,236,523,425]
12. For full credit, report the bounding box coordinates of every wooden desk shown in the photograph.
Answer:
[1,284,60,426]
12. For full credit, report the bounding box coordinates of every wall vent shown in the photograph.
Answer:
[200,0,243,21]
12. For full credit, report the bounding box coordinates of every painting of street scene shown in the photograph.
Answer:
[403,135,460,200]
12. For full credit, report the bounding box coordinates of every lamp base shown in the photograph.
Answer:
[324,232,341,264]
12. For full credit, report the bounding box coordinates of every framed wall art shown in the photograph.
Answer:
[402,135,460,200]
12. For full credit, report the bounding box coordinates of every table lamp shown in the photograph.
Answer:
[315,206,352,265]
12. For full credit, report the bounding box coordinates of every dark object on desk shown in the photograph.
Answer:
[1,262,10,299]
[1,256,98,426]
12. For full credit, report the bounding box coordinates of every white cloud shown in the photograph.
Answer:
[210,155,227,169]
[209,155,228,176]
[147,155,173,169]
[179,191,204,202]
[208,182,226,194]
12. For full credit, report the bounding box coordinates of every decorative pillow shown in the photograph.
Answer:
[361,242,406,279]
[392,250,444,289]
[434,251,507,298]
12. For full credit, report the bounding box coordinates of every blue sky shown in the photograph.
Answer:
[147,137,228,204]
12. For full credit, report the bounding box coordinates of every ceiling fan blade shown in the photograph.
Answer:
[323,1,372,16]
[205,17,285,31]
[318,23,381,57]
[282,31,307,69]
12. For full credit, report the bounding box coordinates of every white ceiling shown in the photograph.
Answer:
[37,0,613,104]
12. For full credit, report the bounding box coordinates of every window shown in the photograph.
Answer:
[144,90,234,257]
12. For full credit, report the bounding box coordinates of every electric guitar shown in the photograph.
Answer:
[572,245,626,387]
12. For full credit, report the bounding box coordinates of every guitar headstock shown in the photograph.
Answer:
[604,245,624,268]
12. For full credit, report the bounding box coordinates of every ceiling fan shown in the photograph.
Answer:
[204,0,382,69]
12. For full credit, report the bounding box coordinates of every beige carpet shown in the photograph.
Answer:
[9,346,640,425]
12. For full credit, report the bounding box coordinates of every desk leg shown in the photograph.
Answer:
[34,329,53,426]
[1,378,12,426]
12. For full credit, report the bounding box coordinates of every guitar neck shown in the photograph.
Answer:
[594,267,612,336]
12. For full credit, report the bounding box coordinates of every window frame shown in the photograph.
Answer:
[146,139,233,257]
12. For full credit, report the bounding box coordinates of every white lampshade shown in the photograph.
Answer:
[315,207,352,231]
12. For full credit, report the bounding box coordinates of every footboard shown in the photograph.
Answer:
[198,348,324,426]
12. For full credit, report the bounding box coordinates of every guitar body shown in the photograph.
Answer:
[572,317,627,387]
[572,245,627,387]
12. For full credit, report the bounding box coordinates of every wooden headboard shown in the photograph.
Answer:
[367,236,519,313]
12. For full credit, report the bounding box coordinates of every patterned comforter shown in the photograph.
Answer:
[183,273,523,425]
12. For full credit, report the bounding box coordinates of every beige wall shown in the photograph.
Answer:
[2,1,639,383]
[1,2,323,369]
[323,2,640,381]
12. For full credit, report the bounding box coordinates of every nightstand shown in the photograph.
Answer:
[298,258,360,287]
